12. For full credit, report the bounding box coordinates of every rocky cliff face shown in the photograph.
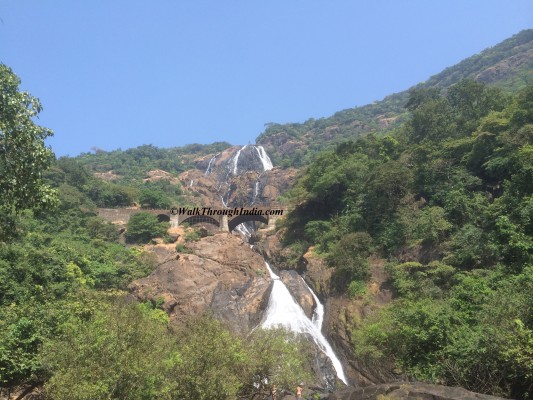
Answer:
[259,230,397,387]
[179,144,297,209]
[129,233,272,333]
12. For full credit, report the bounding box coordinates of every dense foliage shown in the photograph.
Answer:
[35,293,311,400]
[281,81,533,398]
[0,196,156,390]
[125,212,169,243]
[76,142,231,181]
[0,67,310,399]
[0,64,58,240]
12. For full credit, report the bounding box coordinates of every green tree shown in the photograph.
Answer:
[41,295,178,400]
[125,212,168,243]
[0,64,58,240]
[412,206,452,244]
[139,187,171,209]
[327,232,372,284]
[172,315,246,400]
[240,328,312,398]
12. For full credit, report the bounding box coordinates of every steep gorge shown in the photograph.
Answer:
[129,144,352,391]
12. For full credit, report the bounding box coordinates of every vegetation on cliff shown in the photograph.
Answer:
[2,29,532,398]
[280,81,533,397]
[0,66,310,399]
[257,29,533,168]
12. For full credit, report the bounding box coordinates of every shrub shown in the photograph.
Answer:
[125,212,168,243]
[40,296,178,400]
[175,243,192,253]
[348,280,367,299]
[327,232,372,283]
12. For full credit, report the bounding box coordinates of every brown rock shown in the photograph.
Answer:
[322,257,396,386]
[143,169,181,185]
[303,246,333,298]
[279,270,316,319]
[129,233,272,333]
[327,382,505,400]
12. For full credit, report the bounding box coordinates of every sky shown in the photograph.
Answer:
[1,1,532,157]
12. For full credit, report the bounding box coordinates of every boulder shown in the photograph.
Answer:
[327,383,505,400]
[129,233,272,333]
[279,270,315,319]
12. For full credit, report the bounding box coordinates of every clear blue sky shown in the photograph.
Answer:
[1,1,531,157]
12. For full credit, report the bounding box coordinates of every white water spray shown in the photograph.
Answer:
[205,153,219,176]
[252,181,260,204]
[261,262,348,385]
[255,146,273,171]
[235,223,252,241]
[232,145,247,175]
[301,278,324,330]
[220,195,228,208]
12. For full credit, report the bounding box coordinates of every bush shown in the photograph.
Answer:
[348,280,367,299]
[327,232,372,283]
[183,226,211,242]
[41,295,178,400]
[171,315,312,400]
[125,212,168,243]
[175,243,192,253]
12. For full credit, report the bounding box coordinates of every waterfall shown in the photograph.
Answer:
[220,195,228,208]
[255,146,273,171]
[205,153,219,176]
[229,145,272,176]
[215,143,348,385]
[231,145,247,175]
[252,181,260,204]
[301,278,324,330]
[235,223,252,241]
[261,262,348,385]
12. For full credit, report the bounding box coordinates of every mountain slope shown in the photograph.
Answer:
[257,29,533,167]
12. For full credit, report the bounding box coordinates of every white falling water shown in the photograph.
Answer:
[255,146,274,171]
[232,145,247,175]
[252,181,260,204]
[235,223,252,241]
[220,195,228,208]
[205,153,219,176]
[301,277,324,330]
[261,262,348,385]
[230,145,273,176]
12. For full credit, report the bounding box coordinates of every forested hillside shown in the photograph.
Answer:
[0,65,311,400]
[280,80,533,398]
[2,28,533,400]
[76,142,231,180]
[257,29,533,168]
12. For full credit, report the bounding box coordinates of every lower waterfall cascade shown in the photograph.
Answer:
[261,262,348,385]
[219,143,348,386]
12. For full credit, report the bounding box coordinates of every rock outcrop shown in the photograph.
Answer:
[180,145,297,209]
[128,233,272,333]
[327,383,505,400]
[279,270,316,319]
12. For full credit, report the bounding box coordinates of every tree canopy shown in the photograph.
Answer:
[280,81,533,398]
[0,65,58,240]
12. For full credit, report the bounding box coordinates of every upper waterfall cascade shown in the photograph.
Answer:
[261,262,348,385]
[255,145,274,171]
[231,145,248,175]
[205,152,219,176]
[230,145,273,175]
